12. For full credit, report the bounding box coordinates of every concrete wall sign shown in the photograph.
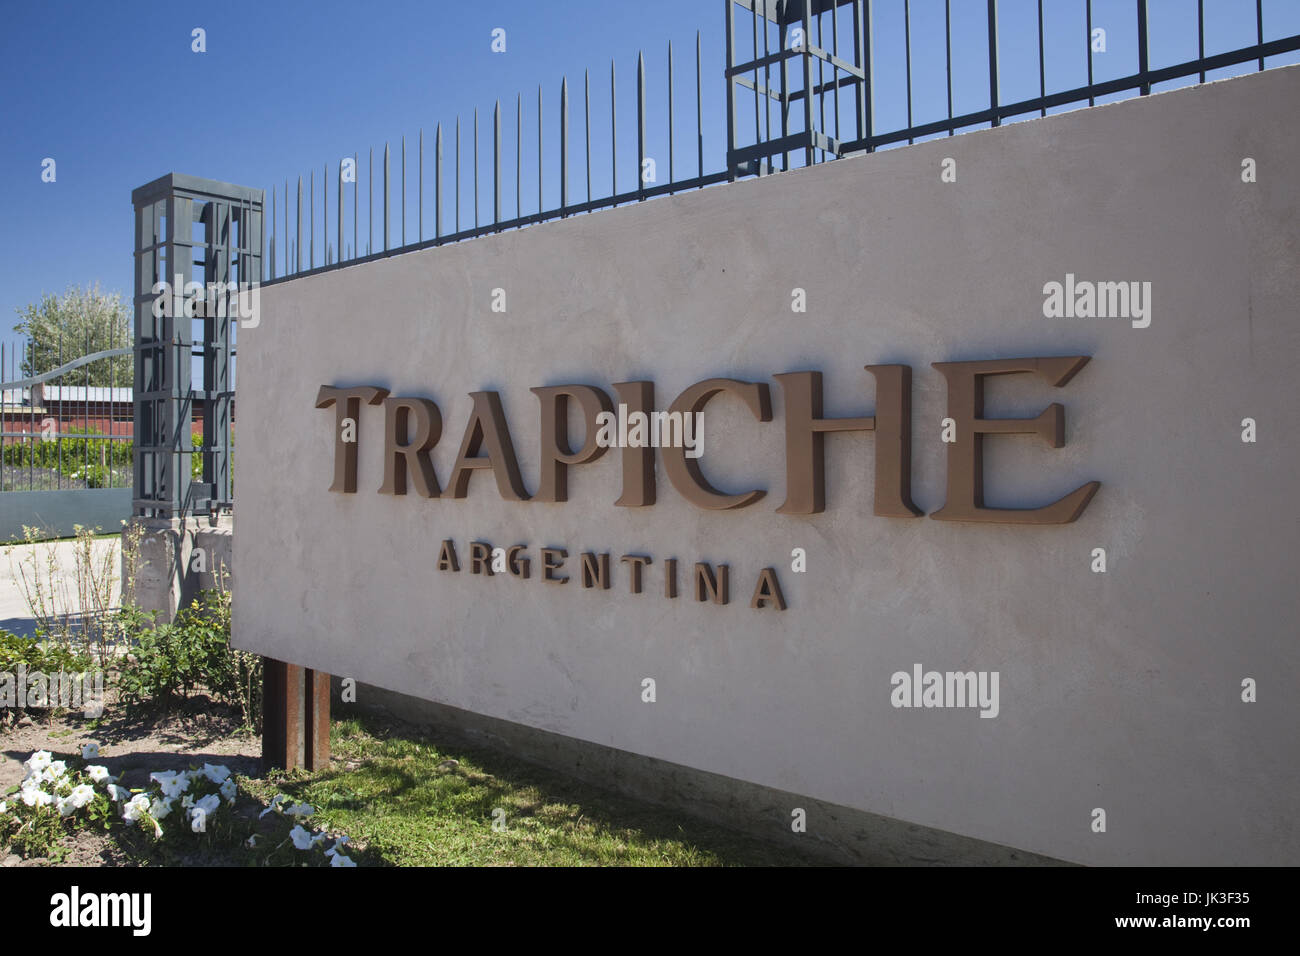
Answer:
[237,66,1300,865]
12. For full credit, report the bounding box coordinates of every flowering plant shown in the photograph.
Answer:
[0,746,116,859]
[256,792,356,866]
[2,745,357,866]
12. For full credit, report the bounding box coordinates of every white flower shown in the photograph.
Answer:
[122,793,151,822]
[284,802,315,818]
[181,794,195,810]
[289,825,317,850]
[39,761,69,785]
[150,796,174,820]
[200,763,231,784]
[151,818,163,838]
[259,794,288,819]
[23,750,52,777]
[85,765,113,784]
[245,834,259,848]
[20,786,53,808]
[194,793,221,816]
[219,777,237,804]
[105,784,131,803]
[190,807,207,833]
[150,770,191,798]
[0,801,7,815]
[324,836,351,857]
[80,743,100,760]
[68,784,95,809]
[329,853,357,867]
[56,795,76,817]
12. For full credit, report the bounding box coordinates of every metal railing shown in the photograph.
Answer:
[263,1,1300,285]
[264,34,724,286]
[0,338,134,492]
[726,0,1300,168]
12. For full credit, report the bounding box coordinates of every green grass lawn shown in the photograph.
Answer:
[240,714,823,866]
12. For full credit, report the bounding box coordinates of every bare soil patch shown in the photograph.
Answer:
[1,684,260,866]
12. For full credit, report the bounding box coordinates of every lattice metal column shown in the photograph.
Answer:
[725,0,868,179]
[131,174,261,519]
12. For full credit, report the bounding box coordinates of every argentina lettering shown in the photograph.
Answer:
[316,354,1099,523]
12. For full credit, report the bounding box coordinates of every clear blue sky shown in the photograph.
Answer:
[2,0,1296,377]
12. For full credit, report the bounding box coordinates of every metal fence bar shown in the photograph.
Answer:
[637,52,646,197]
[57,337,63,489]
[516,97,522,220]
[611,60,618,194]
[725,3,736,181]
[945,0,953,133]
[1087,0,1095,105]
[473,111,479,228]
[1138,0,1150,95]
[561,78,569,215]
[28,339,34,490]
[585,71,593,205]
[1199,1,1206,82]
[668,42,675,184]
[751,9,760,167]
[988,0,1000,127]
[696,31,704,182]
[494,102,502,226]
[905,0,913,144]
[817,10,825,150]
[323,163,328,264]
[861,0,872,149]
[537,87,543,214]
[762,11,771,158]
[801,3,814,164]
[832,3,840,143]
[1257,0,1264,70]
[1038,0,1046,116]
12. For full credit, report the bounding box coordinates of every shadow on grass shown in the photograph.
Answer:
[254,709,829,867]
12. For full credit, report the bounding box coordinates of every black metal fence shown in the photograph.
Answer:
[836,0,1300,154]
[264,32,725,286]
[262,0,1299,284]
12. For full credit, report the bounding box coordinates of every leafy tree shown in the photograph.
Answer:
[13,283,131,386]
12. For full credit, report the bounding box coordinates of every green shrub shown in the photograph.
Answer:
[1,427,131,468]
[0,630,95,675]
[0,428,217,487]
[117,589,261,732]
[0,631,98,719]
